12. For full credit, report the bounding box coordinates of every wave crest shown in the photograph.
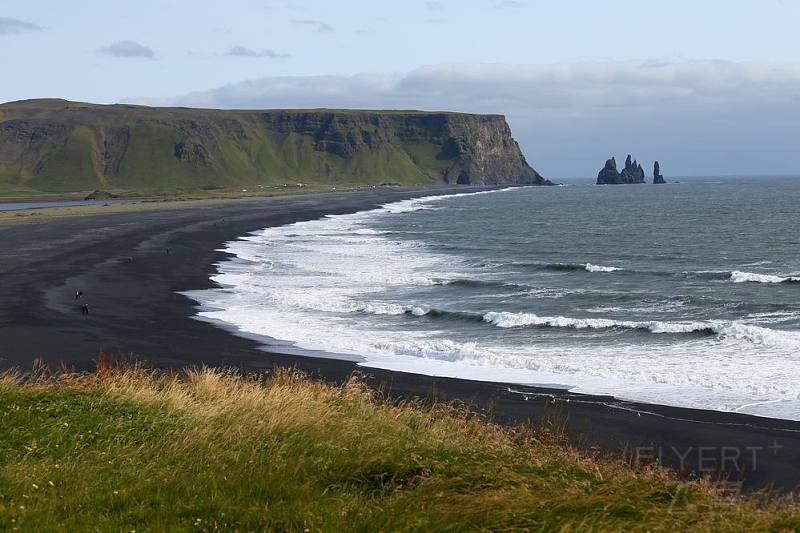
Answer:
[730,270,800,284]
[376,318,800,361]
[584,263,622,273]
[482,311,712,334]
[535,262,622,273]
[481,311,800,349]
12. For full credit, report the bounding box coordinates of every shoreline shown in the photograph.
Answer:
[190,305,800,424]
[1,186,799,492]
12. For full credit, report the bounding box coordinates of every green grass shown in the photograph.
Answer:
[11,123,453,195]
[28,128,102,192]
[1,365,797,531]
[114,124,214,189]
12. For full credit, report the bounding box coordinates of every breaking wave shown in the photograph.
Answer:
[536,262,623,273]
[495,260,800,285]
[729,270,800,284]
[482,311,800,348]
[435,278,527,290]
[532,265,800,285]
[483,311,713,334]
[584,263,622,273]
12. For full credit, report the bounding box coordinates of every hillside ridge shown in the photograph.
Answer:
[0,99,550,193]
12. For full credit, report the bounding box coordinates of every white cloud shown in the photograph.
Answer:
[0,16,41,35]
[154,60,800,113]
[226,45,290,59]
[98,40,155,59]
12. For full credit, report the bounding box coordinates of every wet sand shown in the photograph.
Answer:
[1,186,799,492]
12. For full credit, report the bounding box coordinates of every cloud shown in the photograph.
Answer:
[154,60,800,113]
[425,1,445,10]
[0,16,41,35]
[138,60,800,176]
[98,40,155,59]
[227,45,290,59]
[291,19,334,33]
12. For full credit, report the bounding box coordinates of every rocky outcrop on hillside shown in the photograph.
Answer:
[84,189,117,200]
[0,99,552,192]
[596,154,646,184]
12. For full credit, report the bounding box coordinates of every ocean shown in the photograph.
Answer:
[184,177,800,421]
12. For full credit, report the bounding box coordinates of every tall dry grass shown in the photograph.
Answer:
[0,363,798,531]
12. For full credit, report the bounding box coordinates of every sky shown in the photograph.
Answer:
[1,0,799,178]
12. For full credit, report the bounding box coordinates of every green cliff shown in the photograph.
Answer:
[0,99,550,194]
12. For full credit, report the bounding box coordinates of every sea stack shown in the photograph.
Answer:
[653,161,666,184]
[596,154,646,184]
[597,157,620,184]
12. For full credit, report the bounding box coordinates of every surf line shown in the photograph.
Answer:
[505,387,800,433]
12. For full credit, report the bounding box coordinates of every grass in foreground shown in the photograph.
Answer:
[0,365,798,532]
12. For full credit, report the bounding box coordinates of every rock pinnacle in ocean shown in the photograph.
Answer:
[653,161,666,184]
[596,154,646,184]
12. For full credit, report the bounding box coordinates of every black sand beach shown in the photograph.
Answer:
[1,187,799,492]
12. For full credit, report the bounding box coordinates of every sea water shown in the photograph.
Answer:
[184,177,800,420]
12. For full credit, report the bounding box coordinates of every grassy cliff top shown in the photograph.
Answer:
[0,364,797,531]
[0,98,505,120]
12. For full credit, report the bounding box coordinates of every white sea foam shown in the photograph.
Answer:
[482,310,800,349]
[584,263,621,273]
[585,306,625,313]
[585,301,685,314]
[745,311,800,324]
[483,311,711,334]
[524,287,574,298]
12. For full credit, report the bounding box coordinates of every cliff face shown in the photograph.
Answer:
[596,154,646,184]
[0,99,550,193]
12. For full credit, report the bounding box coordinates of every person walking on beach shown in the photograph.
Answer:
[80,303,90,315]
[75,290,83,300]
